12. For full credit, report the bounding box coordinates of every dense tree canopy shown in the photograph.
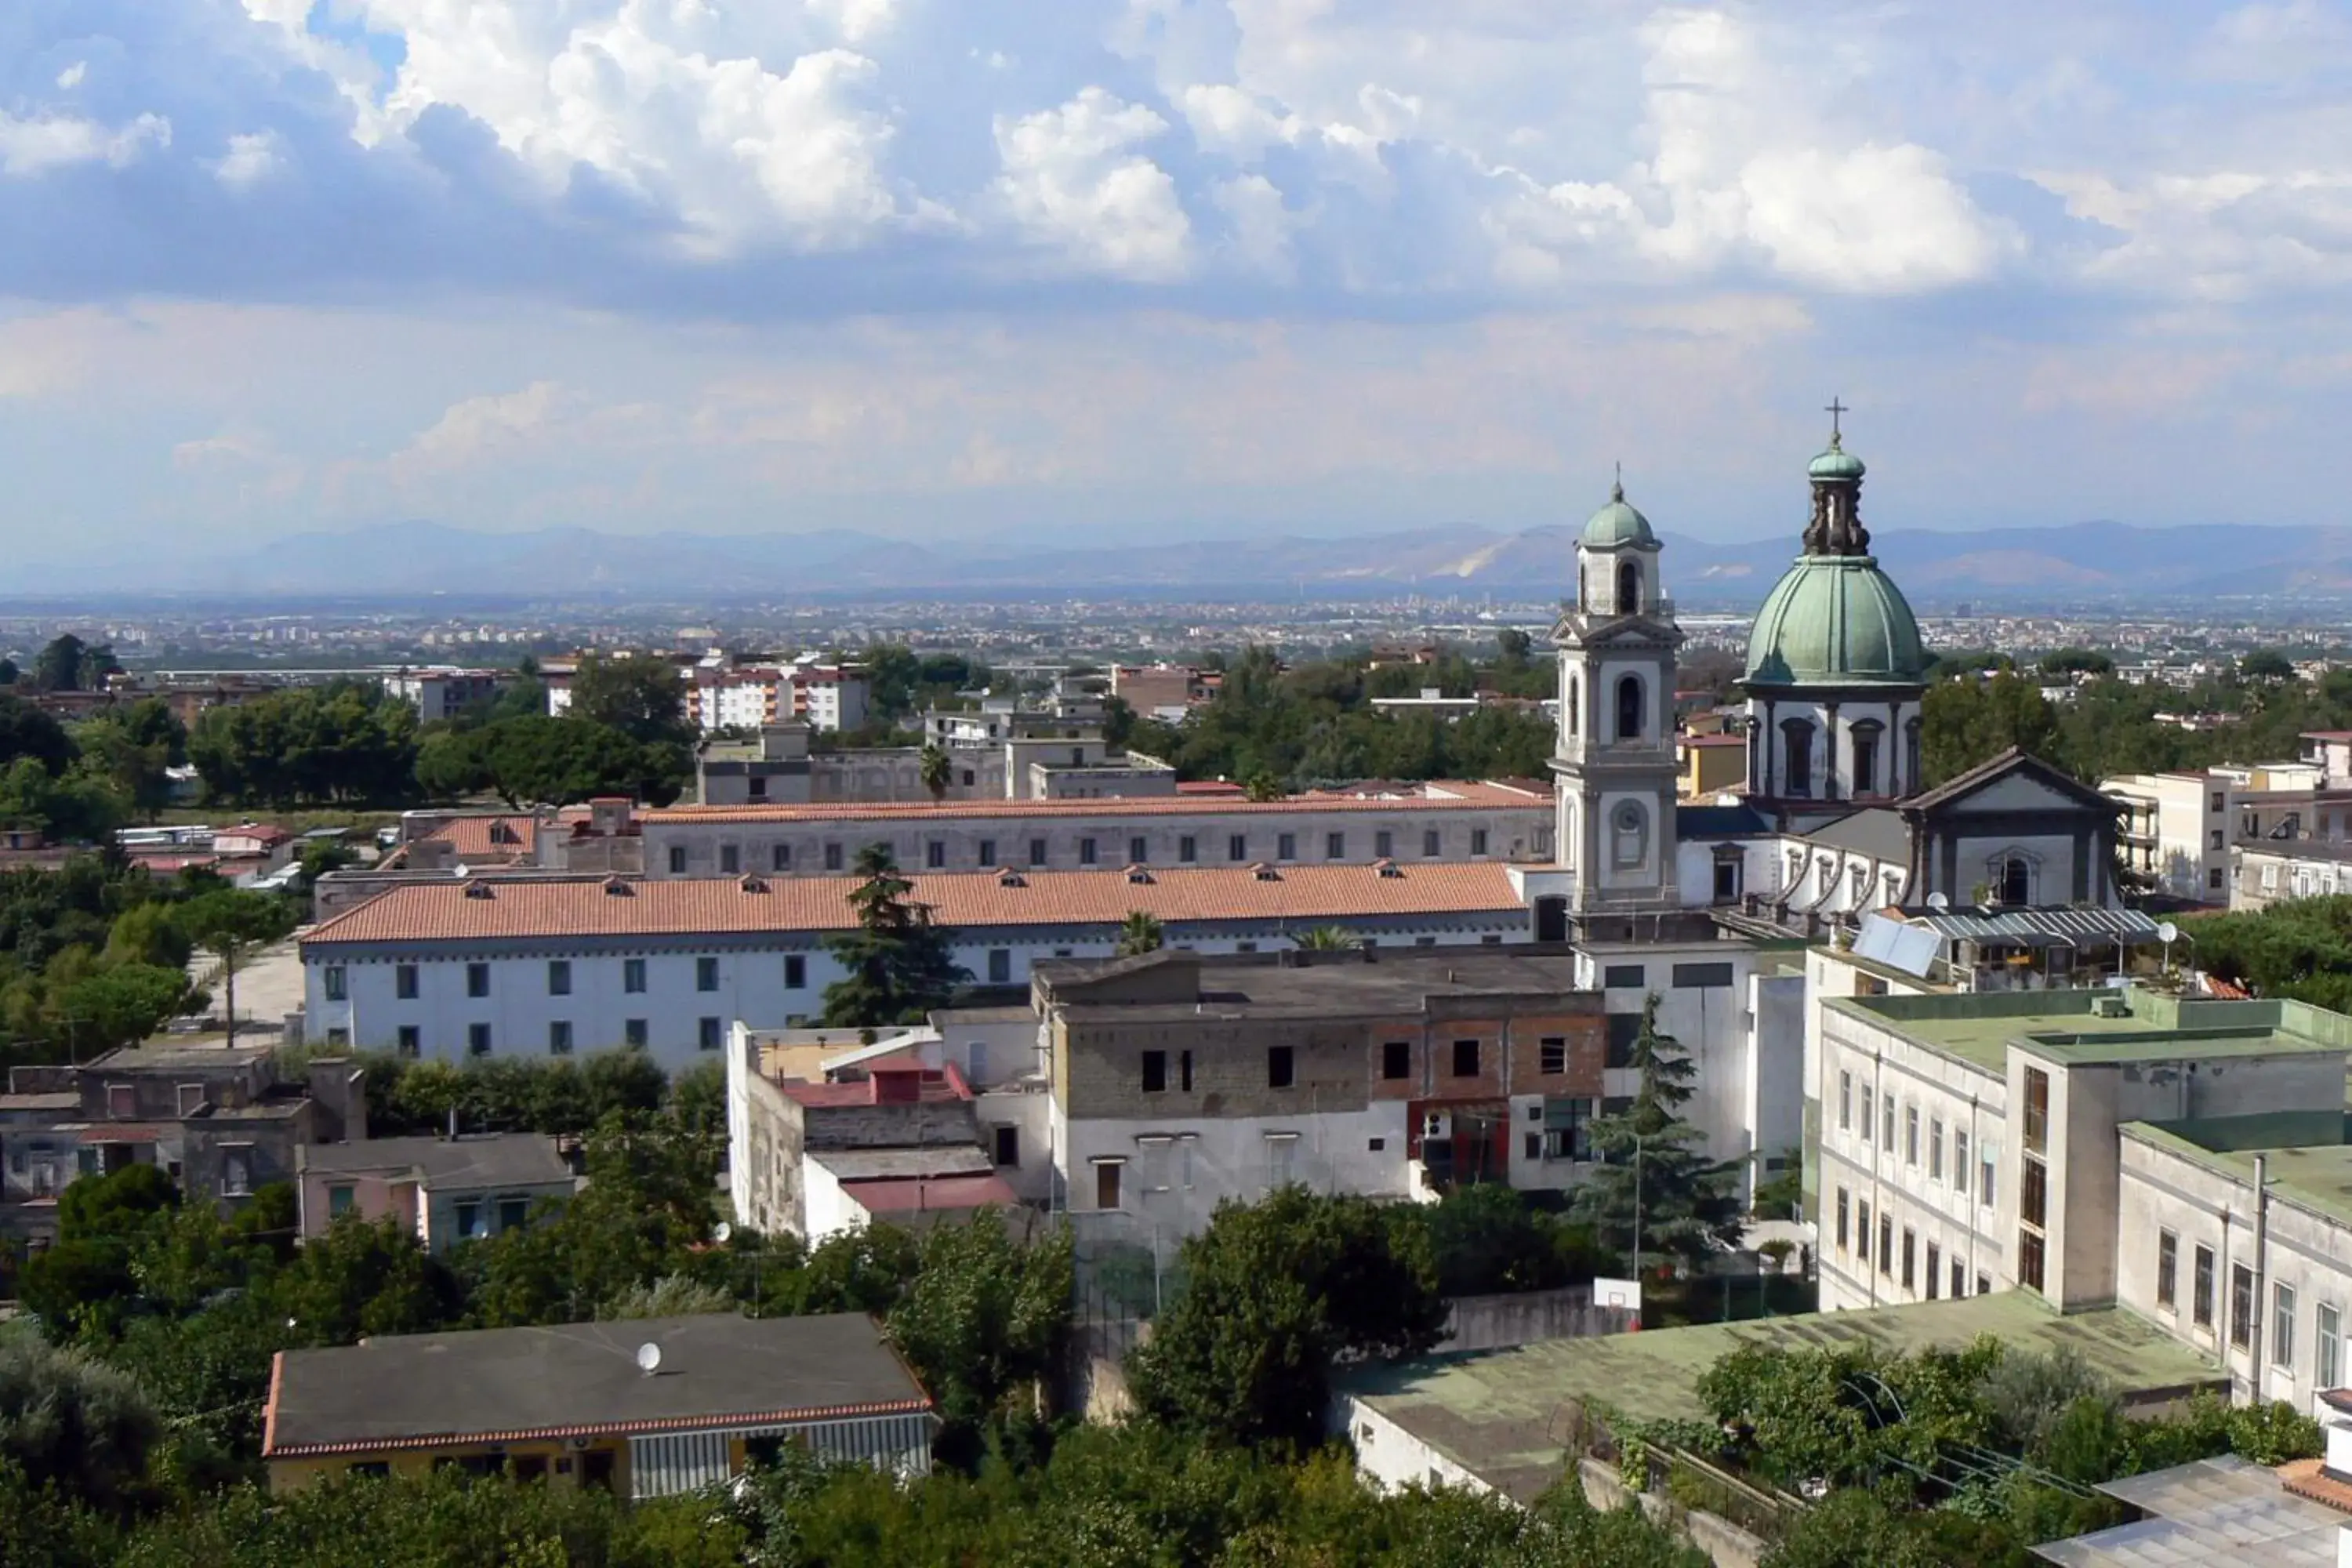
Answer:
[188,681,419,808]
[821,844,971,1025]
[1570,996,1744,1276]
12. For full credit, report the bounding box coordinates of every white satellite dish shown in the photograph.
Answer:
[2156,921,2179,944]
[713,1221,733,1245]
[636,1341,662,1376]
[1926,891,1950,911]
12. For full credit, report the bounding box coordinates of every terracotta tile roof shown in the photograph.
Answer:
[845,1173,1019,1214]
[300,862,1526,946]
[647,779,1546,826]
[417,815,539,858]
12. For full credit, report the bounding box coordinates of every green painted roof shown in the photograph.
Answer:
[1743,553,1929,687]
[1825,988,2352,1075]
[1344,1295,2223,1502]
[2125,1115,2352,1229]
[1580,485,1657,549]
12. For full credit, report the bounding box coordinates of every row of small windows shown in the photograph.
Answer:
[2151,1229,2345,1388]
[670,827,1499,875]
[1771,717,1922,798]
[391,1015,731,1058]
[1831,1186,1991,1301]
[1834,1068,2000,1207]
[1140,1034,1602,1094]
[325,955,811,1004]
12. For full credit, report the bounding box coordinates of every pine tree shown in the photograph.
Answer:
[1570,995,1745,1277]
[819,844,970,1026]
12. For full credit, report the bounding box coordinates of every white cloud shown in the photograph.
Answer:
[395,381,571,473]
[55,62,86,90]
[993,88,1193,281]
[209,132,285,191]
[0,111,170,177]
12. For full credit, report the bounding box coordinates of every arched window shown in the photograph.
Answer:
[1617,559,1640,614]
[1616,675,1643,742]
[1780,717,1815,796]
[1850,720,1884,797]
[1566,677,1579,738]
[1611,801,1649,868]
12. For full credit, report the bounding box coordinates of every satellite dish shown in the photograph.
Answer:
[2157,921,2179,944]
[1926,891,1950,911]
[636,1341,662,1376]
[713,1221,733,1245]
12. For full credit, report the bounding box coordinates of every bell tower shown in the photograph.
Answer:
[1552,478,1683,915]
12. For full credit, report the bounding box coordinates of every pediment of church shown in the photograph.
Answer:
[1942,771,2092,816]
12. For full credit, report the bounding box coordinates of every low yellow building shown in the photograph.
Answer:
[262,1312,936,1498]
[1679,732,1748,799]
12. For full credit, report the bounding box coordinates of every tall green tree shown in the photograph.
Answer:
[0,695,74,774]
[1128,1187,1446,1451]
[1920,670,2060,786]
[919,743,953,801]
[177,890,296,1047]
[1570,996,1744,1277]
[1114,911,1163,956]
[569,654,691,747]
[819,844,969,1027]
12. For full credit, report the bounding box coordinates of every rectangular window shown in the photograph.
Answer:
[1029,838,1048,867]
[926,840,946,869]
[1142,1051,1167,1093]
[1095,1160,1122,1210]
[2319,1303,2342,1390]
[2020,1157,2047,1229]
[696,956,720,992]
[1180,1051,1192,1091]
[1838,1070,1852,1131]
[1952,1258,1966,1298]
[1375,830,1393,858]
[1422,829,1440,857]
[1605,1013,1640,1069]
[2231,1264,2255,1349]
[323,965,347,1001]
[1878,1214,1893,1276]
[623,957,647,993]
[222,1149,251,1197]
[2157,1231,2178,1310]
[1981,1148,1997,1207]
[772,843,791,871]
[720,844,740,874]
[1452,1038,1480,1077]
[1882,1095,1896,1151]
[547,960,571,996]
[2022,1065,2050,1153]
[1277,832,1297,861]
[1906,1104,1920,1166]
[466,962,490,998]
[1268,1045,1294,1089]
[987,949,1011,984]
[1179,836,1197,863]
[1860,1085,1874,1144]
[1526,1131,1543,1161]
[1080,837,1098,866]
[824,842,844,871]
[1471,829,1489,855]
[456,1200,481,1238]
[625,1018,648,1050]
[396,963,419,1000]
[1602,964,1646,989]
[1900,1228,1916,1290]
[1381,1040,1410,1080]
[977,839,996,868]
[328,1183,354,1218]
[1954,1128,1969,1192]
[784,954,806,989]
[699,1016,722,1052]
[1856,1200,1871,1263]
[1926,1243,1941,1298]
[1265,1134,1298,1189]
[548,1020,573,1055]
[498,1198,528,1232]
[2194,1245,2216,1329]
[666,845,688,873]
[1835,1187,1849,1250]
[1229,833,1247,862]
[2018,1230,2047,1292]
[1326,831,1345,860]
[1672,961,1734,989]
[2274,1283,2297,1370]
[1539,1036,1566,1075]
[396,1025,420,1058]
[993,1125,1020,1167]
[1929,1118,1944,1181]
[467,1022,492,1057]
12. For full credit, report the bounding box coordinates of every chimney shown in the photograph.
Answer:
[589,797,633,837]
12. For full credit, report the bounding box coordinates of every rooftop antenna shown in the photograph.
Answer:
[636,1341,662,1377]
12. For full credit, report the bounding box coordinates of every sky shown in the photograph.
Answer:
[5,0,2352,558]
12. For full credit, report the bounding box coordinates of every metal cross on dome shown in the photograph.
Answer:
[1824,396,1849,443]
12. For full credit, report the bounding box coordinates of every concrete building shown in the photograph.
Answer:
[1110,663,1213,722]
[632,780,1555,881]
[1679,732,1748,799]
[1032,949,1607,1232]
[383,667,510,724]
[261,1313,936,1497]
[294,1132,575,1250]
[2103,763,2329,903]
[298,863,1541,1073]
[2234,838,2352,911]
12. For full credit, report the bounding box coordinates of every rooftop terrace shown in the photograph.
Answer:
[1345,1294,2224,1504]
[1826,987,2352,1074]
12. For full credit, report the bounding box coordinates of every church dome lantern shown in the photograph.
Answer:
[1579,482,1657,550]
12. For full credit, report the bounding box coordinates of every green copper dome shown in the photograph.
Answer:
[1581,484,1657,548]
[1808,442,1866,481]
[1743,554,1928,687]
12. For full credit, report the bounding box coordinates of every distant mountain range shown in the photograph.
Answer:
[24,518,2352,607]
